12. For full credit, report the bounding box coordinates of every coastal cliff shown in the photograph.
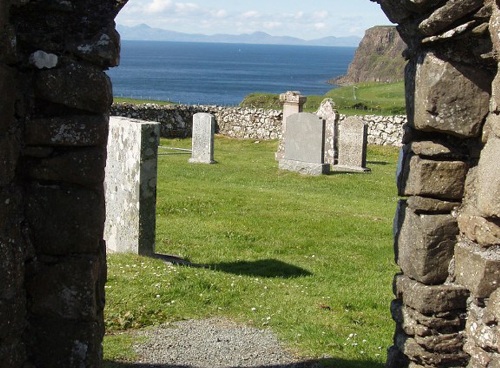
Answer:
[332,26,407,85]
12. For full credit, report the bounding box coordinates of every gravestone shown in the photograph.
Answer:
[276,91,307,160]
[189,113,216,164]
[104,116,160,255]
[278,112,330,175]
[333,116,370,173]
[316,98,339,166]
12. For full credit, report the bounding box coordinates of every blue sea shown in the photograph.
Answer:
[107,40,356,106]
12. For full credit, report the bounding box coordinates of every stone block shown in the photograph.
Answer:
[455,242,500,298]
[26,255,101,321]
[482,113,500,143]
[395,330,469,366]
[457,213,500,247]
[410,140,466,159]
[0,133,21,187]
[23,147,107,189]
[0,339,27,368]
[394,274,470,314]
[25,184,105,255]
[418,0,484,36]
[0,294,26,340]
[0,65,16,133]
[465,302,500,355]
[395,203,458,284]
[391,299,466,336]
[0,232,25,296]
[104,117,160,255]
[407,196,460,214]
[70,27,121,68]
[25,115,109,147]
[35,63,112,113]
[385,345,409,368]
[27,317,103,368]
[410,52,490,138]
[476,136,500,218]
[397,148,467,200]
[491,5,500,59]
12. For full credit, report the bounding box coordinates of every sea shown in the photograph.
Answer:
[106,40,356,106]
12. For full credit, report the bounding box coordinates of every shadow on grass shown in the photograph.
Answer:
[366,160,389,166]
[104,357,384,368]
[204,259,313,278]
[152,254,312,278]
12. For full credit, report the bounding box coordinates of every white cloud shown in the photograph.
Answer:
[211,9,228,18]
[314,22,327,31]
[313,10,329,20]
[174,2,201,14]
[241,10,260,19]
[263,21,282,31]
[145,0,173,14]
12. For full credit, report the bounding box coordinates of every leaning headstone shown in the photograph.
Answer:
[333,116,370,173]
[189,113,216,164]
[276,91,307,160]
[104,116,160,255]
[316,98,339,166]
[278,112,330,175]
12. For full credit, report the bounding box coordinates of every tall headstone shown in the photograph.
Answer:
[316,98,339,166]
[278,112,329,175]
[189,113,216,164]
[333,116,370,173]
[104,116,160,255]
[276,91,307,160]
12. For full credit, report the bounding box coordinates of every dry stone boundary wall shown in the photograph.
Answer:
[111,103,406,146]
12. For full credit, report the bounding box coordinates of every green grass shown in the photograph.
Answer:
[322,82,405,115]
[104,137,400,367]
[238,82,405,115]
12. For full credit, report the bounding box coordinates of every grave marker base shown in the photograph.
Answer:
[279,159,330,176]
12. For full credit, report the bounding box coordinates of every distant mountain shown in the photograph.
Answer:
[116,24,361,47]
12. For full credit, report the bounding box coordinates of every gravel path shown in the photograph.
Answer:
[131,318,323,368]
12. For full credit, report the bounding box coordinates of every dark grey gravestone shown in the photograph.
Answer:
[278,112,329,175]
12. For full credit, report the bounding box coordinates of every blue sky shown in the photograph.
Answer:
[116,0,391,39]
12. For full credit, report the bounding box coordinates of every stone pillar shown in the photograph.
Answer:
[104,116,160,256]
[276,91,307,160]
[375,0,499,367]
[189,113,216,164]
[0,2,27,366]
[0,1,125,367]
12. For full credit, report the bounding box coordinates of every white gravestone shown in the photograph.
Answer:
[189,113,216,164]
[104,116,160,255]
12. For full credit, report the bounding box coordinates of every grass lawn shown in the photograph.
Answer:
[104,137,400,367]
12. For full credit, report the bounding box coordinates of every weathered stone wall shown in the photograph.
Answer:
[0,0,124,367]
[111,103,406,146]
[376,0,500,367]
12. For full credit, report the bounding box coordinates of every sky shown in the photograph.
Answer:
[115,0,392,40]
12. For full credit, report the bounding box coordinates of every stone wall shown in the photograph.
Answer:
[376,0,500,367]
[111,103,406,146]
[0,0,124,366]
